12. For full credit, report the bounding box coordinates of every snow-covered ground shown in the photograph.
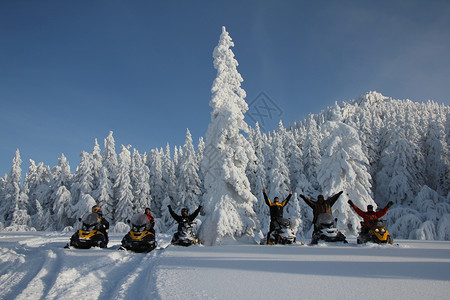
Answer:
[1,232,449,300]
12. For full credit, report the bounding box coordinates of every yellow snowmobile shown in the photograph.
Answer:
[357,219,393,245]
[69,212,108,249]
[121,214,157,253]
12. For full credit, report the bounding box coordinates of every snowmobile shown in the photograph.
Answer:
[171,220,199,246]
[357,219,393,245]
[121,214,157,253]
[69,212,108,249]
[311,213,347,245]
[267,218,296,245]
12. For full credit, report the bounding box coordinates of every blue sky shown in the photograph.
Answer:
[1,0,449,177]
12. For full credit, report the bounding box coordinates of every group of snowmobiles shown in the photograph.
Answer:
[263,189,394,246]
[263,212,393,246]
[67,205,201,253]
[66,190,395,251]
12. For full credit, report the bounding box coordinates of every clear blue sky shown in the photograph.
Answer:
[1,0,449,176]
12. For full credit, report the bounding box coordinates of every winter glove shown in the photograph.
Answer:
[167,205,171,209]
[387,201,394,208]
[300,194,305,199]
[348,200,354,207]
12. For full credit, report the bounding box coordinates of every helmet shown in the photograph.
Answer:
[273,197,279,203]
[92,205,101,213]
[181,208,188,215]
[367,205,374,212]
[145,207,151,215]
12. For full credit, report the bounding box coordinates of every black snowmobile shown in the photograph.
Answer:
[267,218,296,245]
[357,219,393,245]
[121,214,157,253]
[69,212,108,249]
[310,213,347,245]
[171,220,199,246]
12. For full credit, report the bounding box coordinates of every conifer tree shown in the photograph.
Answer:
[199,27,259,245]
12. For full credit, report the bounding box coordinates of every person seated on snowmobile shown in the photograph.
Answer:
[91,205,110,245]
[168,205,202,232]
[299,191,343,232]
[347,200,394,234]
[144,207,156,235]
[263,188,293,241]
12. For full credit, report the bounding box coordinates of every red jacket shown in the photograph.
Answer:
[351,204,390,227]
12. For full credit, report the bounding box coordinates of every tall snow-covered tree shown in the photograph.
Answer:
[162,143,176,202]
[91,139,103,191]
[1,150,27,226]
[302,115,321,191]
[199,26,259,245]
[114,145,134,223]
[148,148,164,217]
[131,149,151,214]
[246,123,267,226]
[317,121,373,235]
[70,151,94,211]
[101,132,118,220]
[176,129,202,211]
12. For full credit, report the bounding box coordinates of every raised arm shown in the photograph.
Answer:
[299,194,315,209]
[263,189,271,206]
[347,200,365,218]
[168,205,181,222]
[375,201,394,218]
[329,191,343,206]
[189,205,202,221]
[281,191,293,207]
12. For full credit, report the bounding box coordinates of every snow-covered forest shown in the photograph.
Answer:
[1,27,449,242]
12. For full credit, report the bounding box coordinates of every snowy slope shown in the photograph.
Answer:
[1,232,449,300]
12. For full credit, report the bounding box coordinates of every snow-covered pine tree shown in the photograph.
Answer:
[302,115,321,191]
[70,151,94,215]
[246,123,267,228]
[176,129,202,211]
[131,149,151,214]
[114,145,134,223]
[199,26,259,245]
[102,131,118,218]
[91,139,103,191]
[92,166,114,221]
[162,143,176,203]
[1,150,25,226]
[52,185,73,230]
[148,148,165,217]
[317,121,373,235]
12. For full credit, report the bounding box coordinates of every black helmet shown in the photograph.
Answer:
[181,208,188,215]
[367,205,374,212]
[145,207,151,215]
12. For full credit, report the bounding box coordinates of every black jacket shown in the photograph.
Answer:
[264,192,292,221]
[168,205,201,231]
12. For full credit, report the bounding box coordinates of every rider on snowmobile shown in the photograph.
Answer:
[168,205,202,232]
[144,207,156,235]
[263,188,293,241]
[348,200,393,233]
[91,205,110,245]
[299,191,343,232]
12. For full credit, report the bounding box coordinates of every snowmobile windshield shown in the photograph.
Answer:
[81,213,101,231]
[375,219,387,227]
[316,213,335,227]
[130,214,150,232]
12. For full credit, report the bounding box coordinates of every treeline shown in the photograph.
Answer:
[0,92,449,240]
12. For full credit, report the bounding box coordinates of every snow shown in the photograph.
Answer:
[1,232,449,300]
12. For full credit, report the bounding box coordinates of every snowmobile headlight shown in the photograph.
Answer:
[380,229,386,234]
[375,228,380,233]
